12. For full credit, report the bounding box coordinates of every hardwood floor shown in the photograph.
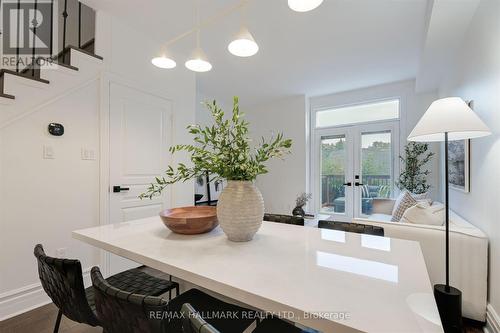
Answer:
[0,303,101,333]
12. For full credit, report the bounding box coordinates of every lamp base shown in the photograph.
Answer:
[434,284,463,333]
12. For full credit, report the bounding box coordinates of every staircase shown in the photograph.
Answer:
[0,0,103,127]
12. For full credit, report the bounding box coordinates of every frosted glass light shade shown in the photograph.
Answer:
[151,56,176,69]
[288,0,324,12]
[185,48,212,72]
[228,27,259,57]
[408,97,491,142]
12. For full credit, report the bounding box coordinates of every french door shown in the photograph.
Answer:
[313,122,399,222]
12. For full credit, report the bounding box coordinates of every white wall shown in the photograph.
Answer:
[244,95,308,214]
[438,0,500,322]
[0,11,195,319]
[310,80,440,201]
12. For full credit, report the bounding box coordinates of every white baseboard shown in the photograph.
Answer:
[0,268,91,321]
[486,304,500,333]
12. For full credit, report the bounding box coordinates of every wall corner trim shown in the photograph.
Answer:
[486,304,500,333]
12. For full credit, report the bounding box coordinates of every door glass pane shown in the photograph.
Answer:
[316,99,399,128]
[320,135,347,214]
[360,131,392,216]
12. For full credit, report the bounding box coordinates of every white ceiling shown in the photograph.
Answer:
[84,0,430,106]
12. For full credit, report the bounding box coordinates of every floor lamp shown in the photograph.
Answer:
[408,97,491,332]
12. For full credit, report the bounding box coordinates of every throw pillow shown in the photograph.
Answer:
[391,190,418,222]
[401,202,444,226]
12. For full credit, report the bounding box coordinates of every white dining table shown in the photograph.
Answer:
[73,217,443,333]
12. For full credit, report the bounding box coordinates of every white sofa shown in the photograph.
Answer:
[353,198,488,322]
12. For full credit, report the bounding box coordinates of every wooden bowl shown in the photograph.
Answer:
[159,206,218,235]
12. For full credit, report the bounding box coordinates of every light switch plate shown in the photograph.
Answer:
[43,145,54,159]
[81,148,96,160]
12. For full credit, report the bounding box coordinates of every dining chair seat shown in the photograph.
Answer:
[318,220,384,236]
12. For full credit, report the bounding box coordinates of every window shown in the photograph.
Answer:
[311,98,400,221]
[315,99,399,128]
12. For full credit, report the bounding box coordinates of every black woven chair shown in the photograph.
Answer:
[34,244,179,332]
[91,266,170,333]
[318,220,384,236]
[253,317,305,333]
[166,288,257,333]
[181,303,219,333]
[179,300,305,333]
[264,213,304,226]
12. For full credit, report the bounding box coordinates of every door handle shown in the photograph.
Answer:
[113,186,130,193]
[343,182,352,187]
[355,182,364,187]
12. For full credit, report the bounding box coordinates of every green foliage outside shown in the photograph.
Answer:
[321,139,391,176]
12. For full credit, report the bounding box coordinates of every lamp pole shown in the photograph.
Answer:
[434,131,462,332]
[445,131,449,289]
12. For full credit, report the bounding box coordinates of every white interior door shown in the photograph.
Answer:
[108,83,172,275]
[314,122,398,222]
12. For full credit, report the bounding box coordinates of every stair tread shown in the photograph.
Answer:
[0,93,15,100]
[51,61,79,71]
[65,45,103,61]
[0,69,50,84]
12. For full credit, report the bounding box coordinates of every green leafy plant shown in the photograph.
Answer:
[396,142,435,194]
[140,97,292,199]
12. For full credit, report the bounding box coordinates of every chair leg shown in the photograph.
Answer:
[53,309,63,333]
[175,285,179,297]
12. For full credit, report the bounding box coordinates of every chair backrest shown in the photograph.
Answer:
[34,244,99,326]
[90,266,168,333]
[318,220,384,236]
[264,213,304,226]
[181,303,220,333]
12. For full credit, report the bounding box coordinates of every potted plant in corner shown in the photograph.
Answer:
[140,97,292,242]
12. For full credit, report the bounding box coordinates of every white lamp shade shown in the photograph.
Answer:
[288,0,324,12]
[408,97,491,142]
[185,47,212,72]
[151,56,176,69]
[228,27,259,57]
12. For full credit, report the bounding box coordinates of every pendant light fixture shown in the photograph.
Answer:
[228,27,259,57]
[228,1,259,57]
[288,0,323,12]
[151,56,176,69]
[151,48,176,69]
[185,45,213,72]
[185,0,212,72]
